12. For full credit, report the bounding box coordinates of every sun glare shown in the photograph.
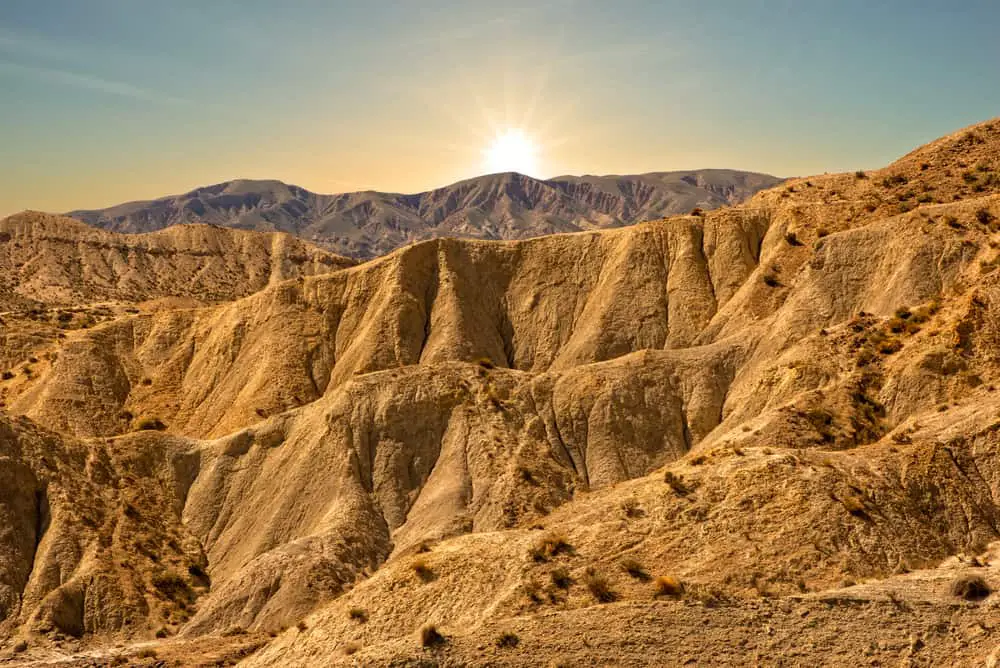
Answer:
[483,129,539,176]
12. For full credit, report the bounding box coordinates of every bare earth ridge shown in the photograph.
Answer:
[3,119,1000,665]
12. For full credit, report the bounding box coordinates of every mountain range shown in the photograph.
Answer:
[69,170,782,259]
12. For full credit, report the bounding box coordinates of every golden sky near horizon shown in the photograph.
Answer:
[2,1,999,215]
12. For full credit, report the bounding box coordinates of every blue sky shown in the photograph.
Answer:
[1,0,998,214]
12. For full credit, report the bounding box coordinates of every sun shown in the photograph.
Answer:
[483,129,539,176]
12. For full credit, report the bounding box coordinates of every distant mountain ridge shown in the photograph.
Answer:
[69,170,783,259]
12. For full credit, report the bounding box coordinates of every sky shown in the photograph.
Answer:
[1,0,999,216]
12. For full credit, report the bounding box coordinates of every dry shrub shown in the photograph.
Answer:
[420,624,446,648]
[887,315,908,331]
[486,386,505,410]
[523,578,544,603]
[879,339,903,355]
[621,558,650,581]
[653,575,684,598]
[412,559,435,582]
[804,408,835,443]
[663,471,690,496]
[134,416,166,431]
[950,575,991,601]
[496,631,520,649]
[550,567,573,590]
[584,570,617,603]
[152,572,190,599]
[620,497,643,518]
[856,346,876,367]
[529,533,573,562]
[687,583,725,607]
[839,493,867,518]
[518,466,538,485]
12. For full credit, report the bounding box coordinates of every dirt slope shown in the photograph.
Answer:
[4,118,1000,666]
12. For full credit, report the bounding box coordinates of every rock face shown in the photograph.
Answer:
[5,119,1000,665]
[68,170,782,259]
